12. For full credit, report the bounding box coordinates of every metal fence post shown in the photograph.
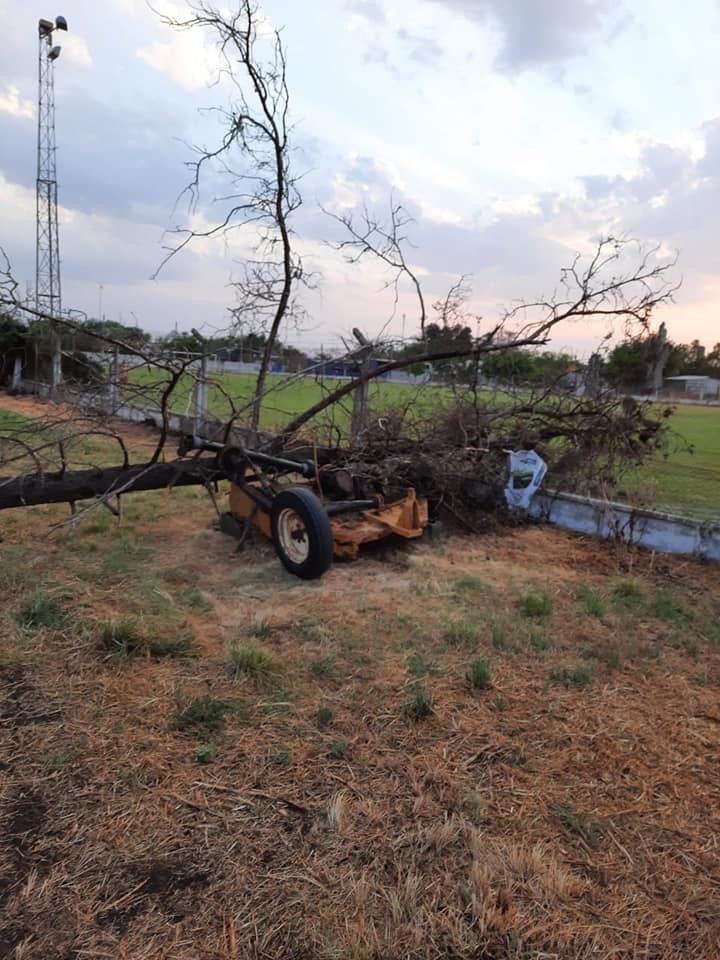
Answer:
[107,346,119,412]
[11,356,22,392]
[194,354,208,435]
[51,330,62,396]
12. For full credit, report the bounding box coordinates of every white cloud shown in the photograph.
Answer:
[137,29,217,91]
[0,84,33,120]
[61,35,93,69]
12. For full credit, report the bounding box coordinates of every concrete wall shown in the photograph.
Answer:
[529,491,720,563]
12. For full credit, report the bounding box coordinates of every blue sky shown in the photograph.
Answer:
[1,0,720,355]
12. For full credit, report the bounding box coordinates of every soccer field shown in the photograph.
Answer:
[638,403,720,519]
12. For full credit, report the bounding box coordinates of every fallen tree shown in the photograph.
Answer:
[0,459,226,512]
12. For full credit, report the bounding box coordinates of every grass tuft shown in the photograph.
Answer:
[551,803,605,848]
[453,575,485,592]
[249,616,273,640]
[146,634,196,659]
[100,619,195,660]
[173,695,245,735]
[466,658,492,690]
[308,656,335,680]
[404,683,434,720]
[530,633,553,653]
[443,618,479,647]
[464,791,488,825]
[316,706,333,729]
[194,743,216,764]
[576,584,606,618]
[491,622,508,650]
[181,586,213,613]
[612,579,644,606]
[17,591,67,630]
[519,590,553,618]
[550,665,593,689]
[328,740,347,760]
[267,746,291,766]
[229,643,281,685]
[407,650,433,678]
[100,618,145,658]
[650,588,689,623]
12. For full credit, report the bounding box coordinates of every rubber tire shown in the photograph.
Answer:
[270,487,334,580]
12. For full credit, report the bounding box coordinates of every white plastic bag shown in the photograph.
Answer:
[504,449,547,511]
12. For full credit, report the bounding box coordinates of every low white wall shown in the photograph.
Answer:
[529,491,720,563]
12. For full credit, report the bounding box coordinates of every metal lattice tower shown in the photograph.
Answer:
[35,17,67,322]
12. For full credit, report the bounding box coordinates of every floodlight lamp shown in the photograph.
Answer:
[39,18,54,36]
[49,45,62,61]
[55,15,68,31]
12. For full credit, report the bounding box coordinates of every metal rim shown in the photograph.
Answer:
[276,507,310,565]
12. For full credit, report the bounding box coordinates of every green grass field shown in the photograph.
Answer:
[639,405,720,519]
[127,367,441,431]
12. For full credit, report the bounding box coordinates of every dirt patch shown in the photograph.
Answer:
[0,786,48,910]
[0,665,60,728]
[97,858,211,933]
[5,787,47,840]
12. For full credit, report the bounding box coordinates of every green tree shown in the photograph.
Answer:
[0,312,27,356]
[603,340,647,389]
[0,312,27,383]
[75,319,151,352]
[482,348,575,385]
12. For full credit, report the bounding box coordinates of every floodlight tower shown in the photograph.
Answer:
[36,15,67,390]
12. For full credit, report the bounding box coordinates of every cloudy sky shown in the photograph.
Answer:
[1,0,720,355]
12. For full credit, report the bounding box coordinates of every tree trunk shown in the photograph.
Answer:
[0,460,225,511]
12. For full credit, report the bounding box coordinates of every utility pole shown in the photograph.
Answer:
[36,14,68,394]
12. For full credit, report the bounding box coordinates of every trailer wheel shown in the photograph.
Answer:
[270,488,333,580]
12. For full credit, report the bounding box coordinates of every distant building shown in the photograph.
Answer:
[663,375,720,401]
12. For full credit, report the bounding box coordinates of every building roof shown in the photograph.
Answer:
[664,375,712,381]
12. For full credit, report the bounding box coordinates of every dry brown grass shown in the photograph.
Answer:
[1,397,720,959]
